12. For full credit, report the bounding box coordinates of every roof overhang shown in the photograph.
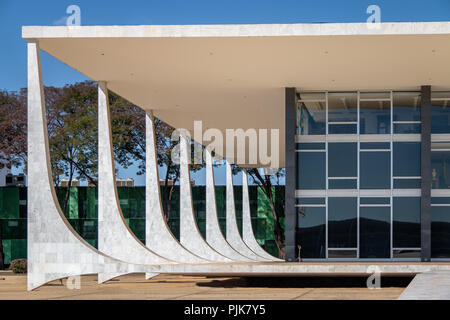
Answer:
[22,22,450,167]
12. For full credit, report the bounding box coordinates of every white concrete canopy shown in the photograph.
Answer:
[22,22,450,167]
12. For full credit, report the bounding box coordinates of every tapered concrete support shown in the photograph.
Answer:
[225,161,266,261]
[205,149,253,261]
[26,41,147,290]
[242,169,282,261]
[145,111,206,266]
[179,133,231,262]
[97,82,173,279]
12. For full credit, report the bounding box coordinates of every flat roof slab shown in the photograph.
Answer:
[22,22,450,166]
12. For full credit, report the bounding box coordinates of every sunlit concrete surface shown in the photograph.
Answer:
[22,22,450,167]
[97,82,173,281]
[225,161,265,260]
[205,149,252,261]
[0,273,407,300]
[145,111,206,265]
[398,271,450,300]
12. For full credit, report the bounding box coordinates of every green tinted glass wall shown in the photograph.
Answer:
[0,185,283,265]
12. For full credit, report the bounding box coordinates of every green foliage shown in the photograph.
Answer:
[9,258,27,273]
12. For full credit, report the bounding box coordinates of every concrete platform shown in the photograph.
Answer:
[0,274,407,300]
[150,262,450,277]
[398,271,450,300]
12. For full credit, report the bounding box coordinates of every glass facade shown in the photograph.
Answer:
[295,90,427,260]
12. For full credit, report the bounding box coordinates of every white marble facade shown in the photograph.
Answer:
[26,41,278,290]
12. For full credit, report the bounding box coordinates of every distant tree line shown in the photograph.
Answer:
[0,81,285,265]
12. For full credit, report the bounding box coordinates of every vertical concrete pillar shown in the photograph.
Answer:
[205,149,252,261]
[179,132,230,262]
[242,169,282,261]
[284,88,297,262]
[97,82,171,275]
[225,161,266,260]
[26,41,136,290]
[145,111,205,264]
[421,85,432,262]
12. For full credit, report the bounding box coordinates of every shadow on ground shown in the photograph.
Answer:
[197,276,413,288]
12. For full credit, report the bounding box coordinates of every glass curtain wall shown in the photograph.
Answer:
[296,91,423,261]
[431,92,450,259]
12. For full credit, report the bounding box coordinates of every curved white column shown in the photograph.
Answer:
[97,82,174,279]
[225,161,267,261]
[27,41,149,290]
[145,111,206,265]
[242,169,283,261]
[205,149,253,261]
[179,133,230,262]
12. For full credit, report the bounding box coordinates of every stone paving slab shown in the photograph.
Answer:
[398,272,450,300]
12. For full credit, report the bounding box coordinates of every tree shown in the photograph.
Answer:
[237,167,286,259]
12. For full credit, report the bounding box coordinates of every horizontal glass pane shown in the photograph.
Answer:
[431,151,450,189]
[296,198,326,205]
[328,92,357,122]
[328,123,357,134]
[393,250,421,259]
[328,249,357,259]
[328,197,357,248]
[393,142,421,177]
[360,151,391,189]
[360,197,390,205]
[393,92,421,122]
[432,100,450,134]
[296,143,325,150]
[393,179,421,189]
[360,207,391,259]
[296,207,326,259]
[431,197,450,205]
[393,197,421,248]
[360,142,390,150]
[431,206,450,258]
[393,123,421,134]
[297,101,326,135]
[360,100,391,134]
[328,179,357,189]
[328,143,357,177]
[297,152,325,189]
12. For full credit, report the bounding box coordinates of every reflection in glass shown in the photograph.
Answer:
[328,198,357,248]
[393,92,421,121]
[431,150,450,189]
[360,207,391,259]
[431,98,450,133]
[328,92,357,121]
[297,101,326,135]
[297,152,325,189]
[360,151,390,189]
[393,179,421,189]
[328,179,357,189]
[360,100,390,134]
[431,206,450,258]
[328,143,357,177]
[393,142,421,177]
[296,207,326,259]
[328,249,357,259]
[393,197,420,248]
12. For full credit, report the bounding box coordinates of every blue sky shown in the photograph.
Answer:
[1,0,449,185]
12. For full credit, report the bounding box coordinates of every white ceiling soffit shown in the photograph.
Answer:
[22,22,450,167]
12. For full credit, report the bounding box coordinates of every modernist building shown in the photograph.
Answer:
[22,21,450,289]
